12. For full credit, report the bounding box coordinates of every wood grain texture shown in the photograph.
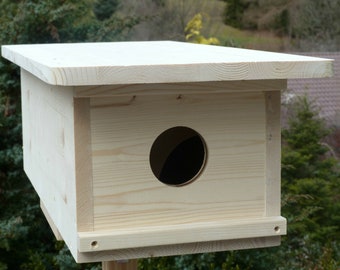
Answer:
[78,217,286,252]
[90,92,267,233]
[265,90,284,216]
[76,236,281,263]
[74,98,94,232]
[102,260,138,270]
[20,69,79,258]
[2,41,332,86]
[75,80,286,97]
[19,71,288,261]
[40,201,63,241]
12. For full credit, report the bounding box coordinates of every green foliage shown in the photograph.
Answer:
[291,0,340,50]
[93,0,120,21]
[85,16,141,42]
[0,0,88,44]
[282,96,340,242]
[222,0,251,28]
[222,0,290,34]
[282,97,332,180]
[273,9,289,36]
[0,0,140,44]
[276,96,340,269]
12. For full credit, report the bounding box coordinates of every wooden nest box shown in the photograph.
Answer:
[1,41,332,263]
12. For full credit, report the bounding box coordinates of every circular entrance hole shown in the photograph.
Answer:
[149,126,207,186]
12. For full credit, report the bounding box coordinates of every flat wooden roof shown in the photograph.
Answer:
[1,41,333,86]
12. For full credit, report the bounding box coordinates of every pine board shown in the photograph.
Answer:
[20,70,79,259]
[2,41,332,86]
[90,92,267,233]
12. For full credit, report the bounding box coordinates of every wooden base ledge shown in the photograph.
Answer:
[78,217,286,253]
[75,217,286,263]
[77,235,282,263]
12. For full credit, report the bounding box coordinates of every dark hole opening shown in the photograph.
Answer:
[149,126,207,186]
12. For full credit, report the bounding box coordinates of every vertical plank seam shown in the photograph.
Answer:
[74,96,94,232]
[264,87,283,217]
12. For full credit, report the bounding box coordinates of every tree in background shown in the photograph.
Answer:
[222,0,340,51]
[222,0,251,29]
[290,0,340,51]
[0,0,140,269]
[93,0,121,21]
[254,96,340,269]
[222,0,292,34]
[281,96,340,242]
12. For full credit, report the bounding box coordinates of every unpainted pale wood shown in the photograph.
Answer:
[76,236,281,263]
[20,69,79,259]
[74,98,94,232]
[90,92,267,232]
[19,71,288,262]
[75,80,286,97]
[265,90,284,216]
[102,260,138,270]
[40,201,63,241]
[2,42,333,86]
[78,216,286,252]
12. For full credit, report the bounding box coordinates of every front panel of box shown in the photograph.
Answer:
[89,92,266,231]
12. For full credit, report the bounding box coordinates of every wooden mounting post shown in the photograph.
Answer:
[102,260,138,270]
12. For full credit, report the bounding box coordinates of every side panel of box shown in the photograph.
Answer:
[20,69,78,257]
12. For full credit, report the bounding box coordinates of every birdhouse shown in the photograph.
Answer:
[1,41,332,263]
